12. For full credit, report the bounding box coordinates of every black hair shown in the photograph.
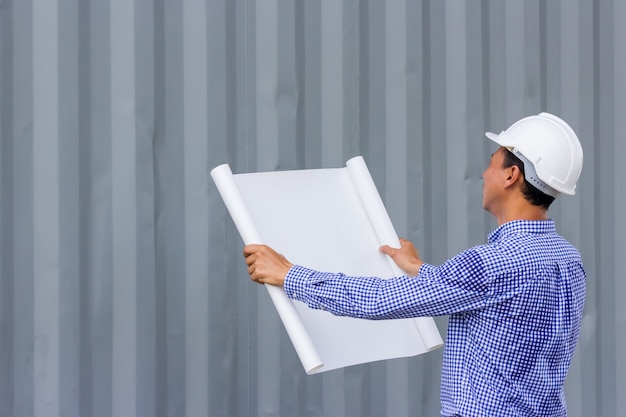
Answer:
[502,148,555,209]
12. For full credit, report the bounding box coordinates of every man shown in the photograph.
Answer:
[244,112,585,417]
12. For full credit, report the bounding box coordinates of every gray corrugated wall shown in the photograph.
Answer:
[0,0,624,416]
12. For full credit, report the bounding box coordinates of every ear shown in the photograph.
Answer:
[503,165,523,189]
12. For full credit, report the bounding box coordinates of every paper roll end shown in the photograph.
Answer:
[345,155,365,167]
[210,163,232,180]
[305,363,325,375]
[426,342,444,352]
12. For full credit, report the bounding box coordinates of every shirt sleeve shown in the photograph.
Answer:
[283,247,491,319]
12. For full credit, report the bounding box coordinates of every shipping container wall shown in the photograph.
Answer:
[0,0,624,416]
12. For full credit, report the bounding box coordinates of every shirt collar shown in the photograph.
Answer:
[488,219,556,244]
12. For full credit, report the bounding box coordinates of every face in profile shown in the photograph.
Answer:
[481,147,507,213]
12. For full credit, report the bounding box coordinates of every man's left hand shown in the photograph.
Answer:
[380,238,423,276]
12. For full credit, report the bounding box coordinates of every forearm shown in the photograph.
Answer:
[284,261,489,318]
[284,265,386,319]
[283,265,450,319]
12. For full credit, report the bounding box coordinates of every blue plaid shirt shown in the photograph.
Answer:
[284,220,585,417]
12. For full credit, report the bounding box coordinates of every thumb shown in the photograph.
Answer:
[379,245,398,257]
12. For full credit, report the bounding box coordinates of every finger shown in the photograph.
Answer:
[252,272,264,285]
[380,245,397,256]
[250,269,259,281]
[243,244,262,257]
[245,253,256,266]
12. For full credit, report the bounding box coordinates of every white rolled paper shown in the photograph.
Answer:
[346,156,443,351]
[210,164,324,374]
[211,157,443,374]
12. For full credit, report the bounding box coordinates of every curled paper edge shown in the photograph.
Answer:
[345,156,444,351]
[210,163,324,374]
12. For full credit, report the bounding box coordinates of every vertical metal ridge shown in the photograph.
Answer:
[593,0,616,414]
[444,0,468,254]
[33,0,60,416]
[134,0,157,415]
[255,0,279,171]
[110,0,138,415]
[12,0,35,415]
[182,0,210,415]
[612,0,626,411]
[58,0,81,416]
[320,0,343,167]
[0,1,15,414]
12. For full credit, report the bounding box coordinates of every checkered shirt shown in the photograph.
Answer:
[284,219,586,417]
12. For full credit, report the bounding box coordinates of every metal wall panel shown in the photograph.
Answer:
[0,0,624,416]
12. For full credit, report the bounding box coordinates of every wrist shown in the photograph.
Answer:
[409,261,423,276]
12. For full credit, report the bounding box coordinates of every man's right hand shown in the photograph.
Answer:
[379,238,424,276]
[243,244,293,287]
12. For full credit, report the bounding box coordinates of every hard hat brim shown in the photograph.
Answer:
[485,131,506,146]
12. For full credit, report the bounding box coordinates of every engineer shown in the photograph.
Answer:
[244,112,586,417]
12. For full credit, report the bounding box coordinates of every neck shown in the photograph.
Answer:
[496,208,548,226]
[493,196,548,226]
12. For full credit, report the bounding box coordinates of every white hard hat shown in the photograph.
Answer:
[485,112,583,196]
